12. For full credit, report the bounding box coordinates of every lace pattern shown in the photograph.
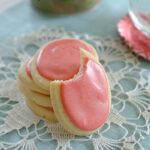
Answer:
[0,27,149,150]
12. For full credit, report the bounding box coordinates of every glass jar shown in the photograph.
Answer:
[31,0,101,14]
[129,0,150,37]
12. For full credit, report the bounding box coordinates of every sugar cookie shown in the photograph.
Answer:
[50,56,111,135]
[25,98,57,122]
[18,59,49,95]
[31,39,99,90]
[18,79,52,107]
[118,13,150,60]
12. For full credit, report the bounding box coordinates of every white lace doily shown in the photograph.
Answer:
[0,27,150,150]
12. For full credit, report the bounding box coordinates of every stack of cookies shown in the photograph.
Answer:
[18,57,56,121]
[18,39,111,135]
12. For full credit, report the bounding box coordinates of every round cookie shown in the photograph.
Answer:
[50,55,111,136]
[25,98,57,122]
[18,79,52,107]
[118,13,150,60]
[31,39,99,90]
[18,59,49,95]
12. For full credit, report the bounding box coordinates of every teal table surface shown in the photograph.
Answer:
[0,0,128,38]
[0,0,150,150]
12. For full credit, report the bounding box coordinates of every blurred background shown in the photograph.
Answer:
[0,0,128,38]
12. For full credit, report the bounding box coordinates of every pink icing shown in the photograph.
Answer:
[32,90,50,96]
[26,59,32,79]
[36,39,95,80]
[118,13,150,60]
[39,105,54,112]
[61,57,110,131]
[26,60,50,96]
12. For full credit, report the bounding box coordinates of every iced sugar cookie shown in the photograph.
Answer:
[18,59,49,95]
[18,79,52,107]
[31,39,99,90]
[50,56,111,136]
[118,13,150,60]
[25,98,57,122]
